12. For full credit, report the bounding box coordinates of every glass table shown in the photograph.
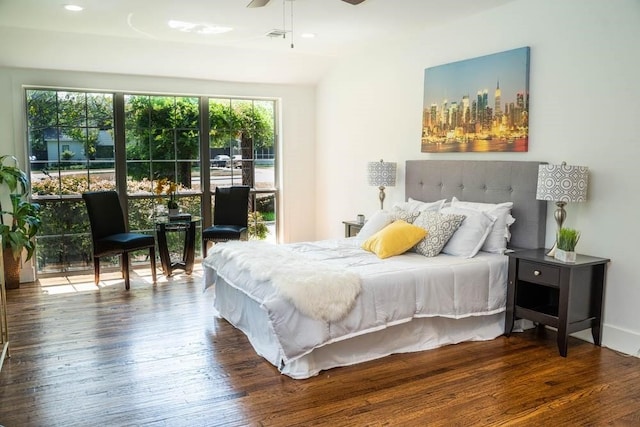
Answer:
[154,215,201,277]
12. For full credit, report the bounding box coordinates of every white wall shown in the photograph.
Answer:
[0,68,317,244]
[315,0,640,356]
[0,0,638,357]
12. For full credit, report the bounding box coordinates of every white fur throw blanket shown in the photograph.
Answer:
[204,241,362,322]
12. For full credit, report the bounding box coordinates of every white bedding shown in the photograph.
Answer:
[203,238,508,366]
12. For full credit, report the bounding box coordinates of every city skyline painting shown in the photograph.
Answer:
[421,47,530,153]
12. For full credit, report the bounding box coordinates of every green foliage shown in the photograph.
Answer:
[125,95,199,185]
[26,90,113,159]
[557,228,580,251]
[256,193,274,212]
[0,155,28,193]
[260,211,276,221]
[61,150,75,161]
[32,175,203,271]
[26,90,57,152]
[255,194,275,221]
[36,198,93,270]
[0,195,41,261]
[0,155,42,261]
[124,96,274,188]
[248,211,269,240]
[208,99,274,151]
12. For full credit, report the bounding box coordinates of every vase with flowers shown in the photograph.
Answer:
[154,178,179,216]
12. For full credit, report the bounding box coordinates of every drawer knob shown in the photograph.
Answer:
[533,270,541,276]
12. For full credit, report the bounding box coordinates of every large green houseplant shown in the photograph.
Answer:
[0,155,41,288]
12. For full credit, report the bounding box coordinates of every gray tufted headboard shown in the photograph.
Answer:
[405,160,547,250]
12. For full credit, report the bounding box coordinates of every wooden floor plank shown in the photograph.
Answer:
[1,265,639,426]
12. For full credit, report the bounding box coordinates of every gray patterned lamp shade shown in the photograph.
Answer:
[536,163,589,203]
[367,160,397,187]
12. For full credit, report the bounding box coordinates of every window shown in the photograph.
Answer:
[27,89,115,273]
[26,88,278,275]
[209,98,276,234]
[124,94,202,247]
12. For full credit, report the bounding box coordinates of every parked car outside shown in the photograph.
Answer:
[212,154,230,167]
[226,155,242,169]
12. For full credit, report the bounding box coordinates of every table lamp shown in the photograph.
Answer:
[536,162,589,256]
[367,159,396,210]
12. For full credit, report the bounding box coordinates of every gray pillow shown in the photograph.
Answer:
[412,211,465,257]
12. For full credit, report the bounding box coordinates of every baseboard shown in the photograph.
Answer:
[571,324,640,358]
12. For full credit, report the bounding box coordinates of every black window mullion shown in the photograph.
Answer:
[113,92,128,222]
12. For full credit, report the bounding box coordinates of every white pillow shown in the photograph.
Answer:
[356,210,393,240]
[393,198,445,215]
[440,206,497,258]
[450,197,515,254]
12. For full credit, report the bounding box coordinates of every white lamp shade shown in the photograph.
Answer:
[536,163,589,202]
[367,160,397,187]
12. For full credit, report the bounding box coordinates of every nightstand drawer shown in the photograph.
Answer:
[518,260,560,286]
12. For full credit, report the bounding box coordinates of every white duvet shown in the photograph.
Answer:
[203,238,508,364]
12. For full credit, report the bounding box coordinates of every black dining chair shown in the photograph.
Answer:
[82,190,157,290]
[202,186,251,257]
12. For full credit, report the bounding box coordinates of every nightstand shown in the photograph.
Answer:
[342,220,364,237]
[505,248,609,357]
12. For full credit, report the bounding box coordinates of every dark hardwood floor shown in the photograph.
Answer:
[1,264,639,426]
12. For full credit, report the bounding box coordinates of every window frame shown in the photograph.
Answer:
[25,87,279,275]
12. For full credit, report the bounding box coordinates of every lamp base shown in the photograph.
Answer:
[378,186,386,210]
[547,201,567,257]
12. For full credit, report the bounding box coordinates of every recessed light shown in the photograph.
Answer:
[64,4,84,12]
[301,33,316,39]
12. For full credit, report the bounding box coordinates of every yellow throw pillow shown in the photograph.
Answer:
[362,220,427,259]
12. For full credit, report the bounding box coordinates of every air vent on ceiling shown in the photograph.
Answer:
[266,29,288,38]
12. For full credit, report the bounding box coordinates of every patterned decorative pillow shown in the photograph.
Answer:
[391,205,421,224]
[412,211,466,257]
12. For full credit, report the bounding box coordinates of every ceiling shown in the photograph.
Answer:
[0,0,516,84]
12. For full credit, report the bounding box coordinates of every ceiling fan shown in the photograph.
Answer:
[248,0,365,7]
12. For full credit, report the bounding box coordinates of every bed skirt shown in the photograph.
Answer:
[212,275,505,379]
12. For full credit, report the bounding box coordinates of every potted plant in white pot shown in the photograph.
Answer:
[248,211,269,240]
[0,155,41,289]
[555,227,580,263]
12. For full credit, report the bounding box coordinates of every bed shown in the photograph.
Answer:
[203,160,546,379]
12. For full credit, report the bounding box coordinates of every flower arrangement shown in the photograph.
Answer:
[154,178,179,210]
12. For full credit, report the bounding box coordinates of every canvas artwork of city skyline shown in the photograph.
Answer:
[421,46,530,153]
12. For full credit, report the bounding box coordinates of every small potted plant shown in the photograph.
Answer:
[248,211,269,240]
[555,227,580,263]
[154,178,179,216]
[0,155,42,288]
